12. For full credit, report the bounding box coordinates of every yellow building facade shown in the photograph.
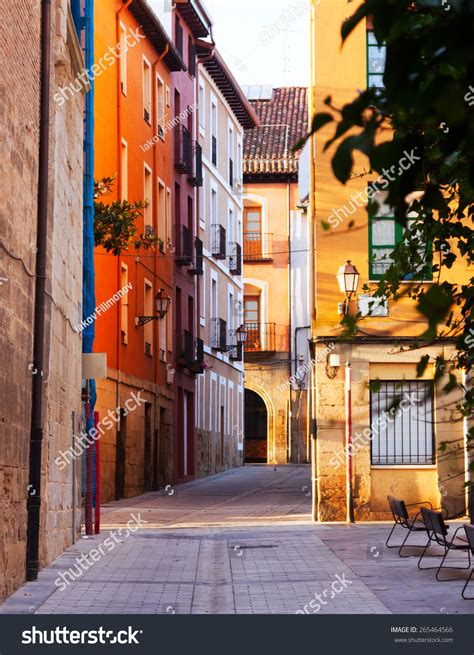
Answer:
[309,0,469,521]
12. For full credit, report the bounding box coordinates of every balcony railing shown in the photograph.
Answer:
[244,322,276,353]
[188,141,203,187]
[243,232,273,261]
[174,124,192,174]
[211,224,226,259]
[189,237,203,275]
[175,224,192,265]
[176,330,203,373]
[229,242,242,275]
[211,317,227,351]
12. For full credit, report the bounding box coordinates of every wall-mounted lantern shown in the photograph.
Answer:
[337,260,360,315]
[135,288,171,327]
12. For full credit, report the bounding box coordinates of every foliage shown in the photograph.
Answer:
[94,175,162,255]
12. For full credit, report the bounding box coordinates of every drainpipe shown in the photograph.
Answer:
[26,0,52,582]
[309,0,319,522]
[295,325,310,463]
[345,361,355,522]
[287,177,292,463]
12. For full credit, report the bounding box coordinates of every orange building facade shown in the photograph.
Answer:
[94,0,184,501]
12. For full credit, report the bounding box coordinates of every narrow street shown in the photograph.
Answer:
[1,465,470,616]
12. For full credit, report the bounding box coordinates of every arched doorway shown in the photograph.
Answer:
[244,389,267,463]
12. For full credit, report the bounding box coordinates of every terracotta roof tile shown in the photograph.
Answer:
[243,87,308,177]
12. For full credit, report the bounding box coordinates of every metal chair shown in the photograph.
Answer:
[386,495,433,557]
[418,508,471,581]
[461,525,474,600]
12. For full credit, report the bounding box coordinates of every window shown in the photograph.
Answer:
[199,172,205,228]
[211,187,217,225]
[369,189,431,280]
[157,179,165,246]
[144,280,153,355]
[175,16,183,56]
[367,30,386,89]
[142,57,152,123]
[244,296,260,350]
[228,207,234,243]
[228,126,234,187]
[120,264,128,344]
[159,303,167,362]
[144,165,152,228]
[156,75,165,138]
[370,380,434,465]
[119,23,127,94]
[121,139,128,200]
[188,36,196,77]
[211,277,217,320]
[166,187,171,251]
[199,81,205,131]
[211,100,217,166]
[243,207,262,259]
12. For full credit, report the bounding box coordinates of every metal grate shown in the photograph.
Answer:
[370,380,434,465]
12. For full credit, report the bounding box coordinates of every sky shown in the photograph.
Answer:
[150,0,310,89]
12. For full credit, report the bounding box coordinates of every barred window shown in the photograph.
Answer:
[370,380,434,465]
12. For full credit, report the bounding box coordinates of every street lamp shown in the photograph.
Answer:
[337,260,360,315]
[223,324,248,351]
[135,288,171,327]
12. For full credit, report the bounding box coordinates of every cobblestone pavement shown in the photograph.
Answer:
[1,465,472,615]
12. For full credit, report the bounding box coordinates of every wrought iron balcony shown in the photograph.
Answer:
[243,232,273,262]
[189,337,204,374]
[174,124,192,174]
[244,322,276,353]
[175,224,192,266]
[211,224,226,260]
[189,237,203,275]
[188,141,203,187]
[211,317,227,352]
[229,242,242,275]
[176,330,204,373]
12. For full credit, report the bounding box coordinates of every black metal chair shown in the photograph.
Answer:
[386,495,434,557]
[461,525,474,600]
[418,508,471,581]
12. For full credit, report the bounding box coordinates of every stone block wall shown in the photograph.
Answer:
[0,0,84,599]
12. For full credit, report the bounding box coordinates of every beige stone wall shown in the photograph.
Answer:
[313,342,466,522]
[0,1,84,599]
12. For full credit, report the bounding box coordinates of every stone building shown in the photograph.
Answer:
[308,0,470,521]
[194,45,258,476]
[0,0,85,599]
[242,87,310,464]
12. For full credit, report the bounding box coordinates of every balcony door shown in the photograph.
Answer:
[244,207,262,260]
[244,296,260,351]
